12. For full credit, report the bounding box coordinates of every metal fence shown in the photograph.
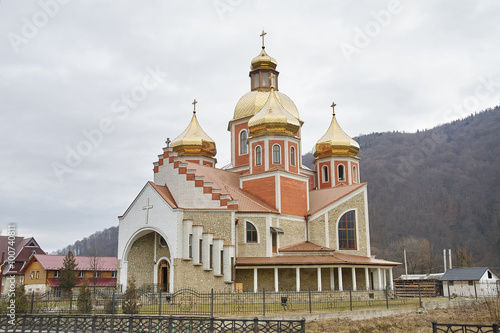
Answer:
[432,321,499,333]
[1,288,420,316]
[0,314,306,333]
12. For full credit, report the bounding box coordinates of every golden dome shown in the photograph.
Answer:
[248,86,300,137]
[232,90,299,122]
[313,105,360,158]
[251,48,278,71]
[170,101,216,158]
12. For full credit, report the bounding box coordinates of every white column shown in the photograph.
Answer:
[330,268,335,291]
[296,267,301,292]
[377,268,383,290]
[389,268,394,290]
[253,268,258,293]
[338,267,343,291]
[365,267,370,291]
[274,268,279,292]
[317,267,322,291]
[383,269,387,289]
[351,267,357,291]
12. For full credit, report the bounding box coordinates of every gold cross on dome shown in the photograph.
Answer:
[192,99,198,113]
[260,30,267,48]
[331,102,337,115]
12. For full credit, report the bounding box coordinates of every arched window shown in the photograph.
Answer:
[246,222,258,243]
[272,144,281,164]
[352,165,358,183]
[290,146,296,166]
[338,164,345,181]
[322,165,329,183]
[255,146,262,166]
[240,130,248,155]
[338,211,356,250]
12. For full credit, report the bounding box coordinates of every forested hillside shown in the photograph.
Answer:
[58,108,500,276]
[54,226,118,257]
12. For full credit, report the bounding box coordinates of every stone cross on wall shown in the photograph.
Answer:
[142,198,153,224]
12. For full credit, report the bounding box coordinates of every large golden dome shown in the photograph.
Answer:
[171,102,216,158]
[313,105,359,158]
[232,90,299,122]
[248,87,300,137]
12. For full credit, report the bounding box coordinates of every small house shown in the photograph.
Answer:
[21,254,117,296]
[440,267,499,297]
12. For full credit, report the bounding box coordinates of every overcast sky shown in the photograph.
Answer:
[1,1,499,253]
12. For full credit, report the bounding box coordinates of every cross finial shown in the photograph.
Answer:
[260,29,267,49]
[165,138,171,147]
[269,73,275,88]
[192,99,198,113]
[331,102,337,115]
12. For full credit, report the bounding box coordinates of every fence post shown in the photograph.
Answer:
[474,282,478,300]
[309,289,312,314]
[301,318,306,333]
[431,321,437,333]
[263,288,266,316]
[210,316,214,333]
[385,287,389,309]
[253,317,259,333]
[39,317,44,333]
[30,291,34,314]
[111,290,115,315]
[349,289,352,311]
[128,315,134,333]
[418,282,422,308]
[56,314,61,333]
[168,316,173,333]
[159,290,162,316]
[91,315,96,333]
[211,288,214,318]
[447,283,450,301]
[492,322,498,333]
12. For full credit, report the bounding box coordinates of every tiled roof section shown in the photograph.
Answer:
[0,236,45,275]
[440,268,491,281]
[48,278,117,287]
[148,181,178,208]
[236,252,400,267]
[27,254,117,272]
[279,241,334,253]
[308,183,366,215]
[184,162,279,213]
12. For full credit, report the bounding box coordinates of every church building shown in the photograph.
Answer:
[117,32,398,293]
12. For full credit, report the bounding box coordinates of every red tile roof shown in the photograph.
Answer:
[279,241,334,253]
[24,254,117,272]
[47,278,116,287]
[148,181,178,208]
[308,183,366,215]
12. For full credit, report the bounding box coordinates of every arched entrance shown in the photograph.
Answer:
[158,259,170,292]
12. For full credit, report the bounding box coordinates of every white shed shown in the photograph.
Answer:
[440,267,499,297]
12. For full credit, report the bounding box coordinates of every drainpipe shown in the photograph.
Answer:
[305,214,310,242]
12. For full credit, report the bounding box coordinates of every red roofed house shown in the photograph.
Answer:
[21,254,117,296]
[118,32,399,293]
[0,236,45,294]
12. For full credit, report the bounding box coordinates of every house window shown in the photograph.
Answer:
[111,271,117,278]
[240,130,248,155]
[36,271,39,279]
[290,146,296,166]
[78,271,85,278]
[322,165,329,183]
[255,146,262,166]
[220,250,224,275]
[272,144,281,164]
[246,222,258,243]
[53,287,61,298]
[188,234,193,259]
[93,271,100,278]
[468,281,474,286]
[338,210,356,250]
[488,271,492,279]
[54,270,60,278]
[31,271,35,280]
[353,165,358,183]
[338,164,345,181]
[209,244,213,269]
[199,239,203,264]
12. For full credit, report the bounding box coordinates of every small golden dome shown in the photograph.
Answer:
[313,104,360,158]
[251,48,278,71]
[170,100,216,158]
[248,86,300,137]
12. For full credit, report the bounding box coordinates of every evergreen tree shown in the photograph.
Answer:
[59,251,78,297]
[122,277,140,314]
[77,278,92,313]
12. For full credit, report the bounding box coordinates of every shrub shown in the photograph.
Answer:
[77,278,92,313]
[122,277,140,314]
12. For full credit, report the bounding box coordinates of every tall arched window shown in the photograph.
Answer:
[322,165,329,183]
[290,146,296,166]
[272,144,281,164]
[246,222,258,243]
[352,165,358,183]
[338,164,345,181]
[240,130,248,155]
[338,211,356,250]
[255,146,262,166]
